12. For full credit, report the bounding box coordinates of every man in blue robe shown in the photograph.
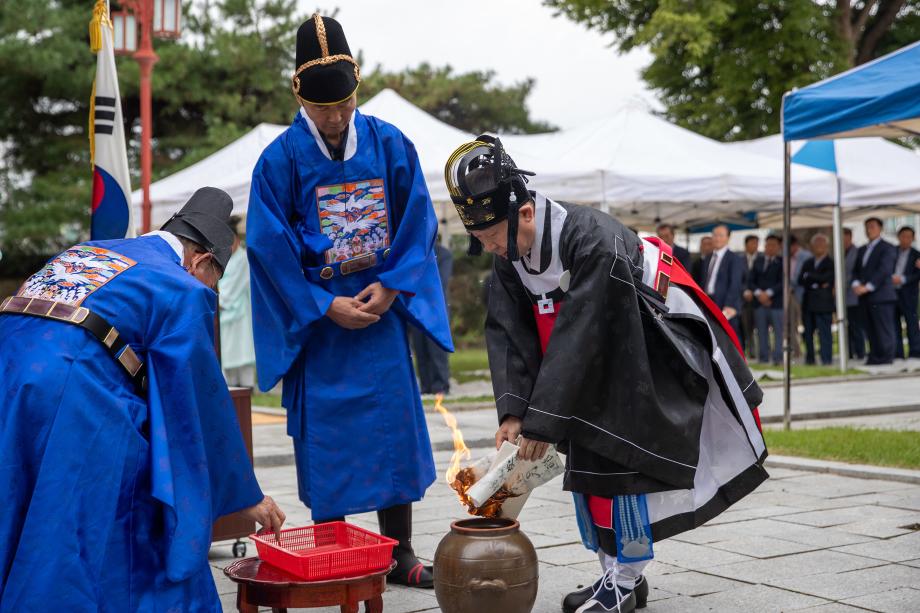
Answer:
[0,188,285,612]
[247,14,453,588]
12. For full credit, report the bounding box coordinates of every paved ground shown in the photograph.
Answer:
[211,444,920,612]
[228,374,920,612]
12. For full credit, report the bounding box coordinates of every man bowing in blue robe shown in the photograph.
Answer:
[0,188,285,612]
[247,14,453,588]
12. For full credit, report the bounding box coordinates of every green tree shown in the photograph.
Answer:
[0,0,305,259]
[0,1,551,262]
[358,62,555,135]
[544,0,920,140]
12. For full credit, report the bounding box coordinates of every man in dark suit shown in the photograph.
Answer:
[656,223,692,270]
[852,217,898,365]
[799,233,835,365]
[892,226,920,359]
[740,235,760,359]
[746,235,784,364]
[702,224,745,340]
[692,235,713,286]
[843,228,867,360]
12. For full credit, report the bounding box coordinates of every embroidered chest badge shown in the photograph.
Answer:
[316,178,390,264]
[18,246,136,306]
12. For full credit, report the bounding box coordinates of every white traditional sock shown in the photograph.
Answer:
[599,551,650,589]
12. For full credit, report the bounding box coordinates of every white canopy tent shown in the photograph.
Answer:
[134,91,842,231]
[131,89,477,228]
[727,134,920,211]
[496,103,840,228]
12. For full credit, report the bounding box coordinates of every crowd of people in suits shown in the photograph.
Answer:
[654,219,920,367]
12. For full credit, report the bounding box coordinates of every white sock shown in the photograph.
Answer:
[598,551,650,589]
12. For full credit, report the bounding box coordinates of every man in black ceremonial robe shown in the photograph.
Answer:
[444,137,768,613]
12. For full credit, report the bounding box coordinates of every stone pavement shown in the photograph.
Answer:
[210,445,920,613]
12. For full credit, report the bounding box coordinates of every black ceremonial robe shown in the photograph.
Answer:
[486,193,768,541]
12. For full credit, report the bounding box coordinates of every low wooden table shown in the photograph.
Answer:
[223,558,394,613]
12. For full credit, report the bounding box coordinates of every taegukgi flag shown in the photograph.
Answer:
[89,0,134,240]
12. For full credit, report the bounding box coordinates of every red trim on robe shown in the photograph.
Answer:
[533,304,561,355]
[644,237,762,431]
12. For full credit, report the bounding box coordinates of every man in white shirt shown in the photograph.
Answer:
[702,225,745,340]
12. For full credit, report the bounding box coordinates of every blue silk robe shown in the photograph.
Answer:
[0,235,263,612]
[247,109,453,520]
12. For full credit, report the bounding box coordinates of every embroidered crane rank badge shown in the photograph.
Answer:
[316,179,390,265]
[18,246,136,306]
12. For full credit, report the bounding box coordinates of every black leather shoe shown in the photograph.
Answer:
[634,575,649,609]
[563,575,648,612]
[388,548,434,589]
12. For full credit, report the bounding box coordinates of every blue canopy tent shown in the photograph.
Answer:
[779,40,920,428]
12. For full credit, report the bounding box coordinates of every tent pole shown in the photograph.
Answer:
[782,141,792,431]
[832,184,848,373]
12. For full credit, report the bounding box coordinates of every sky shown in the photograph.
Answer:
[314,0,657,130]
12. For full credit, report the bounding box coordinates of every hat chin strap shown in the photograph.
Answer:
[506,178,531,261]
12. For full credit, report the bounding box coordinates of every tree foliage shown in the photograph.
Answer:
[544,0,920,140]
[0,0,550,260]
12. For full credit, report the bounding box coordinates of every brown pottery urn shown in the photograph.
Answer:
[433,518,538,613]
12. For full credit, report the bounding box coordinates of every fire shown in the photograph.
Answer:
[433,393,470,484]
[434,394,515,518]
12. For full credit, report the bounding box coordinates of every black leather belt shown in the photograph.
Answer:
[0,295,147,393]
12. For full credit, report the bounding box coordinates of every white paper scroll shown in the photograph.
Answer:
[465,441,565,519]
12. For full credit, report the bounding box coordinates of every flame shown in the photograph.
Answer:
[434,393,470,484]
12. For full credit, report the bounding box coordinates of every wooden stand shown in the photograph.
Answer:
[213,387,256,556]
[224,558,392,613]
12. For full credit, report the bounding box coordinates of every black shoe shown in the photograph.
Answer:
[634,575,648,609]
[387,545,434,588]
[377,504,434,589]
[574,569,638,613]
[564,575,647,613]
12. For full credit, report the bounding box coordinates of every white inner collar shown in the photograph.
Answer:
[299,107,358,161]
[143,230,184,262]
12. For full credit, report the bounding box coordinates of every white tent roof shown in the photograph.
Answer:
[727,134,920,209]
[134,92,842,231]
[132,89,473,227]
[497,103,840,227]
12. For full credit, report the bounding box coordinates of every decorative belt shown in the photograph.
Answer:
[0,295,147,393]
[305,247,390,283]
[655,244,674,299]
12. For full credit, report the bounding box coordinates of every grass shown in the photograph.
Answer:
[252,393,282,408]
[449,348,489,374]
[764,427,920,469]
[749,363,865,379]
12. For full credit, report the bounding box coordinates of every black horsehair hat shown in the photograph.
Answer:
[444,135,534,260]
[160,187,235,271]
[292,14,361,105]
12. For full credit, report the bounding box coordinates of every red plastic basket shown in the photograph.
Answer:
[250,522,398,581]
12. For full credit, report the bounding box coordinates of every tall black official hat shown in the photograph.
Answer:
[292,14,361,105]
[160,187,235,271]
[444,135,534,259]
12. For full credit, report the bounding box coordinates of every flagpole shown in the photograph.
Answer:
[134,0,158,233]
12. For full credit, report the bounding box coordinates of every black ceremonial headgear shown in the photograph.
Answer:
[292,14,361,105]
[444,135,534,260]
[160,187,235,271]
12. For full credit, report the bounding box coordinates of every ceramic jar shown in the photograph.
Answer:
[433,518,538,613]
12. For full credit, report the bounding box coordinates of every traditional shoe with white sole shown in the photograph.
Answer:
[574,569,638,613]
[564,575,648,612]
